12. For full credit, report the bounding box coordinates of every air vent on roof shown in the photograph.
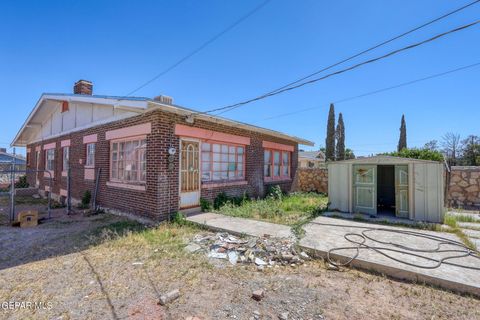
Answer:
[153,95,173,105]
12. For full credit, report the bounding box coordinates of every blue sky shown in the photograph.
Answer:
[1,0,479,156]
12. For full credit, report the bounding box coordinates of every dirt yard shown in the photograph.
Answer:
[0,207,479,319]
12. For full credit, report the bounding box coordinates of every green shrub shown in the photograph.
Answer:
[381,148,443,162]
[213,192,249,209]
[81,190,91,208]
[266,185,283,200]
[171,212,186,225]
[200,198,212,212]
[14,175,29,188]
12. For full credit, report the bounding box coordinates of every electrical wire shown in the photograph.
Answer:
[256,61,480,122]
[313,222,480,270]
[200,19,480,115]
[125,0,272,97]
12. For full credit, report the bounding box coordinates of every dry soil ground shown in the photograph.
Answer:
[0,206,479,319]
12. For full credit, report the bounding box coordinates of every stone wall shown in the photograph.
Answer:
[447,166,480,209]
[292,168,328,194]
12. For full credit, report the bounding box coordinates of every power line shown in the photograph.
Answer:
[257,0,480,99]
[199,19,480,115]
[125,0,271,97]
[257,61,480,121]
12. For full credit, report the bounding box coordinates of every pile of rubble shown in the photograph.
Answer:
[185,232,310,269]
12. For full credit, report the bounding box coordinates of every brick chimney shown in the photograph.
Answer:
[153,95,173,105]
[73,80,93,95]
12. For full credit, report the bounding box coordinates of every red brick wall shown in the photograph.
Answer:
[26,109,299,220]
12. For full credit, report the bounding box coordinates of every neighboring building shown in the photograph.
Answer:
[12,80,313,220]
[0,148,26,187]
[328,156,444,223]
[298,150,325,168]
[0,148,26,165]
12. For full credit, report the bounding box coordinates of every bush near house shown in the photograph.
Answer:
[382,148,444,162]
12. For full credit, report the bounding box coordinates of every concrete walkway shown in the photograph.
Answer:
[187,212,480,297]
[186,212,293,238]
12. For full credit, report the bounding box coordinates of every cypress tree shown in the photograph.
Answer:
[397,114,407,152]
[335,112,345,160]
[325,103,335,161]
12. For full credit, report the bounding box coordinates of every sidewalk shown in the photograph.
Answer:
[186,212,293,238]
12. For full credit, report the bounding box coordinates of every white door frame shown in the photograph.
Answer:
[178,138,201,209]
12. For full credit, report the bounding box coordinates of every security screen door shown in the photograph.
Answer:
[179,140,200,209]
[353,165,377,215]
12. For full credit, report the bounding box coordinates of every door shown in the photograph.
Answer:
[353,165,377,215]
[179,140,200,209]
[35,151,40,187]
[395,165,409,218]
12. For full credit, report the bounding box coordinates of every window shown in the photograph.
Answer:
[264,149,290,180]
[63,147,69,171]
[26,152,31,166]
[86,143,95,167]
[111,138,146,183]
[201,142,244,182]
[45,149,55,171]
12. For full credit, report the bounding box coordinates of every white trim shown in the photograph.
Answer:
[12,93,314,147]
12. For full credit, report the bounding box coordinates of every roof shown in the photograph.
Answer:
[299,150,325,161]
[0,151,26,164]
[328,155,443,165]
[12,93,314,147]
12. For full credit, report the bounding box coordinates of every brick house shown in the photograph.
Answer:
[12,80,313,220]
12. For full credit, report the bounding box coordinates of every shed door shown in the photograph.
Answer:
[353,165,376,215]
[179,140,200,209]
[395,165,409,218]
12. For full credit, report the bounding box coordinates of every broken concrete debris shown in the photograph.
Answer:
[159,289,180,306]
[187,232,308,267]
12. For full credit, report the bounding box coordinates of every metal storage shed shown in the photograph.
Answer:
[328,156,445,223]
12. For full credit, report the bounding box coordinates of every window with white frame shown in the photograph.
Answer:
[111,138,146,183]
[86,143,95,166]
[264,149,290,179]
[45,149,55,171]
[63,147,69,171]
[201,142,245,182]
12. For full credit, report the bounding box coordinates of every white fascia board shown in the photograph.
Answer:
[11,94,148,147]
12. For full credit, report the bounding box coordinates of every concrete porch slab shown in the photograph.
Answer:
[299,216,480,297]
[186,212,293,238]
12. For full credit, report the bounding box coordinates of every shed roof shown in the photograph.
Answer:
[328,155,442,165]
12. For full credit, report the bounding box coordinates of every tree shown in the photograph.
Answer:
[383,148,443,162]
[335,112,345,160]
[325,103,335,161]
[345,148,355,160]
[461,135,480,166]
[397,114,407,152]
[442,132,461,166]
[423,140,439,151]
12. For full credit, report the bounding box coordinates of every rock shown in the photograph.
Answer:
[279,312,289,320]
[255,257,267,266]
[159,289,180,305]
[252,289,264,301]
[185,243,202,253]
[257,265,265,271]
[300,251,310,260]
[281,253,294,261]
[132,262,143,266]
[208,251,227,259]
[253,310,261,319]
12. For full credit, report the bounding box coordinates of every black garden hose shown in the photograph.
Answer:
[311,222,480,270]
